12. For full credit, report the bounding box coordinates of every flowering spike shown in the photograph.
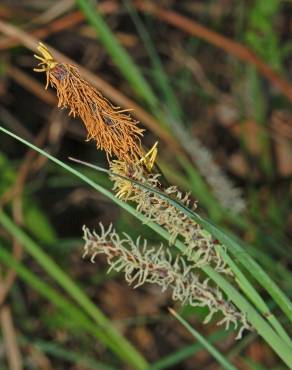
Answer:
[109,159,232,274]
[33,42,144,163]
[83,223,251,338]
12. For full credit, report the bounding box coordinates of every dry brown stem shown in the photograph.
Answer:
[0,1,119,50]
[0,306,23,370]
[134,0,292,102]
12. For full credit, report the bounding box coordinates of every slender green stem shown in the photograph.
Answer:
[0,247,120,353]
[75,0,157,109]
[221,250,291,345]
[169,308,238,370]
[0,211,148,370]
[200,265,292,367]
[1,125,292,367]
[123,0,182,120]
[146,329,230,370]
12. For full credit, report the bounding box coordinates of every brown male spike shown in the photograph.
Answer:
[34,42,144,163]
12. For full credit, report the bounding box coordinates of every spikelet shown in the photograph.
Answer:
[83,223,251,339]
[34,42,144,163]
[109,159,231,274]
[169,122,246,213]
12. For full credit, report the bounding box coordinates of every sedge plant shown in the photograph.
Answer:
[31,42,292,362]
[1,41,292,368]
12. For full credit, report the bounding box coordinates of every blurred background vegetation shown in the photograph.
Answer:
[0,0,291,369]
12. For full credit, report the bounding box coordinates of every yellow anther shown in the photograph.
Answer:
[33,42,59,89]
[33,42,58,73]
[37,42,55,62]
[140,141,158,172]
